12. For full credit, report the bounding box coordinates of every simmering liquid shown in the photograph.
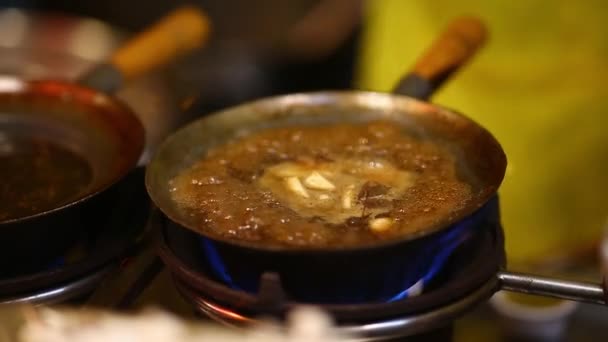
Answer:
[0,136,93,221]
[169,120,472,248]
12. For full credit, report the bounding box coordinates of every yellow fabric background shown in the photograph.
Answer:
[356,0,608,267]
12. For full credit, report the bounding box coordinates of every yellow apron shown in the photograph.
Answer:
[357,0,608,268]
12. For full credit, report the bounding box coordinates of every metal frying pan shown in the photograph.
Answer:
[146,16,504,251]
[0,6,210,273]
[144,17,507,304]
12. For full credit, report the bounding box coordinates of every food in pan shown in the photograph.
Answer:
[0,136,92,221]
[168,120,472,247]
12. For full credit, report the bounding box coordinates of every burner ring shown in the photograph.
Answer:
[0,264,114,306]
[158,201,505,322]
[174,275,499,340]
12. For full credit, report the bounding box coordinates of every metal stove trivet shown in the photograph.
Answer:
[0,265,114,306]
[174,272,607,341]
[174,275,499,340]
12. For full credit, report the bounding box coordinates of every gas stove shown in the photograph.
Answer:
[1,192,606,341]
[156,198,503,341]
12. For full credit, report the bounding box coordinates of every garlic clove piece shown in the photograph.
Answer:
[284,176,310,198]
[342,185,355,209]
[269,163,308,178]
[369,217,394,233]
[304,171,336,190]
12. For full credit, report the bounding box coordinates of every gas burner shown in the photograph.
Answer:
[156,198,505,340]
[175,275,497,340]
[0,264,114,306]
[0,170,149,306]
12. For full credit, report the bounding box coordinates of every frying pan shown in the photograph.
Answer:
[0,6,210,273]
[149,16,499,250]
[147,17,507,303]
[148,13,608,307]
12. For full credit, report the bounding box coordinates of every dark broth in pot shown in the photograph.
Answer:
[0,136,93,221]
[169,120,472,248]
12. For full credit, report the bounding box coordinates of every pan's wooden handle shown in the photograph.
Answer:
[80,6,210,93]
[393,16,487,100]
[111,6,210,80]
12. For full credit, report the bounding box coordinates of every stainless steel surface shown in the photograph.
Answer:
[177,277,500,340]
[0,265,114,306]
[498,271,607,305]
[0,8,179,163]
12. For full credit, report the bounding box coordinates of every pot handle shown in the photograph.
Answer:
[393,16,487,100]
[497,270,608,305]
[79,5,211,94]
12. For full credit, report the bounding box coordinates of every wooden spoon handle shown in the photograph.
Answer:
[393,16,487,100]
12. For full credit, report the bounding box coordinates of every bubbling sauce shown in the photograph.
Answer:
[0,136,93,221]
[169,120,472,248]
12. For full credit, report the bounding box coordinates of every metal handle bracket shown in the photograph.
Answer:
[498,270,607,305]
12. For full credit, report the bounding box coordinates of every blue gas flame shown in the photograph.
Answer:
[200,197,497,303]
